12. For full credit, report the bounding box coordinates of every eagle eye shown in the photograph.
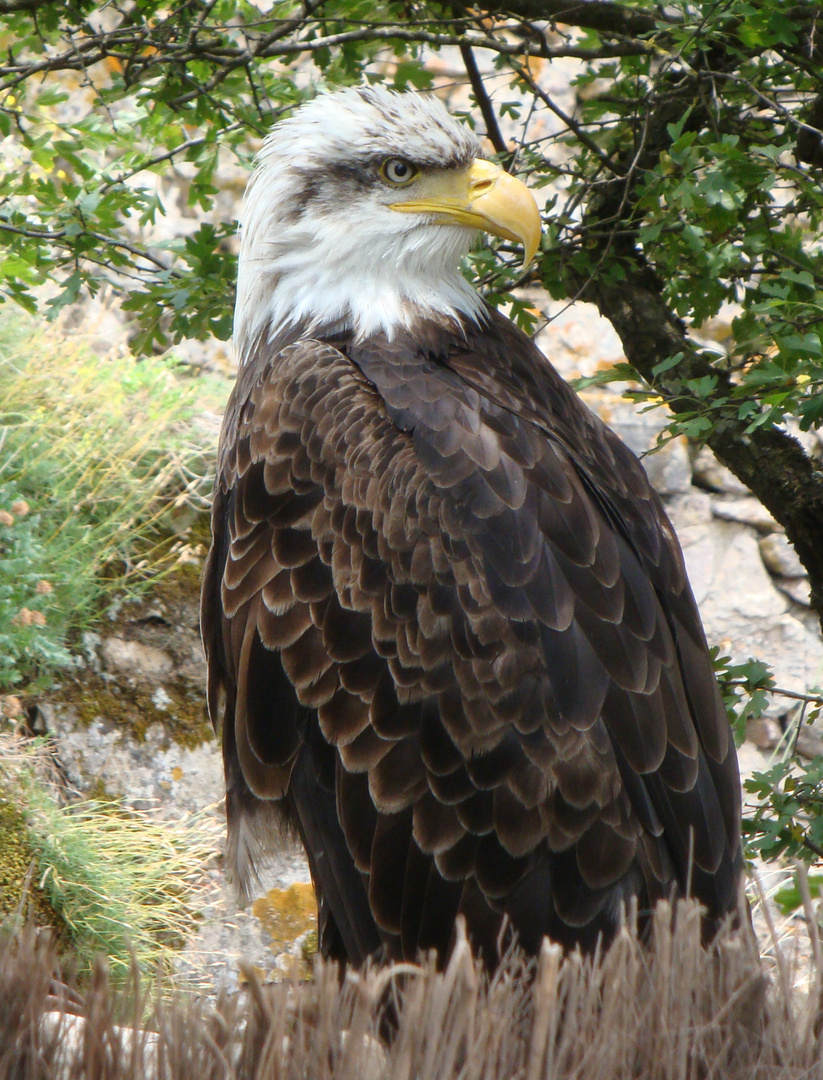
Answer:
[380,157,418,186]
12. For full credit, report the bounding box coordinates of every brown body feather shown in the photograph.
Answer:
[201,305,743,967]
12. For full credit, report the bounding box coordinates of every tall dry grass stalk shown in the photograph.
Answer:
[2,898,822,1080]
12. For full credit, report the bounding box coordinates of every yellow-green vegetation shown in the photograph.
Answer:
[0,783,69,941]
[300,927,318,967]
[0,734,220,985]
[0,314,227,691]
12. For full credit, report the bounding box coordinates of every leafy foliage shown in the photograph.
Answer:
[714,652,775,749]
[0,0,819,461]
[714,650,823,876]
[744,753,823,866]
[0,0,430,348]
[530,2,823,446]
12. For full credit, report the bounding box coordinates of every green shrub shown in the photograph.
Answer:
[0,318,223,690]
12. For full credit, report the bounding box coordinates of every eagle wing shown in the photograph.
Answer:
[201,318,742,963]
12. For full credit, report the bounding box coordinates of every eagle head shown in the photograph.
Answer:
[234,86,541,360]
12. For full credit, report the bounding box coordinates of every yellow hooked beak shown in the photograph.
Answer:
[389,159,541,268]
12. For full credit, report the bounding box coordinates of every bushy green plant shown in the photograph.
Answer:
[713,649,823,888]
[0,318,222,690]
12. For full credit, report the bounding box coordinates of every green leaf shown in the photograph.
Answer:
[651,352,684,377]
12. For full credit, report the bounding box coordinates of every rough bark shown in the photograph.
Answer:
[453,0,661,37]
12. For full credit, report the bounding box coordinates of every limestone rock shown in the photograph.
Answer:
[39,701,222,816]
[796,724,823,761]
[759,534,806,578]
[747,717,782,750]
[776,578,812,607]
[534,300,625,381]
[712,497,779,532]
[736,739,771,784]
[666,502,823,716]
[663,491,716,608]
[691,446,750,495]
[101,637,173,683]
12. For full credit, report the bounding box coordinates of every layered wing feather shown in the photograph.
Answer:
[201,308,743,964]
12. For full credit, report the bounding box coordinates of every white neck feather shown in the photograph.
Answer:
[234,191,485,361]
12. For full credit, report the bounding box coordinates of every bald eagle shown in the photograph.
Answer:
[201,87,743,967]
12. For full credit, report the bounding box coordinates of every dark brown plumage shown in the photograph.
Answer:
[201,88,743,969]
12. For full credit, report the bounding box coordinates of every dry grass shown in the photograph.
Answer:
[2,899,823,1080]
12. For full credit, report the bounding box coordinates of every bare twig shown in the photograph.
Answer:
[508,55,622,174]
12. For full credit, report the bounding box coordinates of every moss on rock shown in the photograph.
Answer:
[63,675,212,750]
[252,883,318,979]
[50,557,212,750]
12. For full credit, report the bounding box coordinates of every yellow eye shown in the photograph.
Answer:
[380,157,418,186]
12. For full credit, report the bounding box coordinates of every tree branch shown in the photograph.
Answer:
[451,0,664,37]
[458,43,511,162]
[0,0,52,11]
[509,56,621,173]
[0,22,651,90]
